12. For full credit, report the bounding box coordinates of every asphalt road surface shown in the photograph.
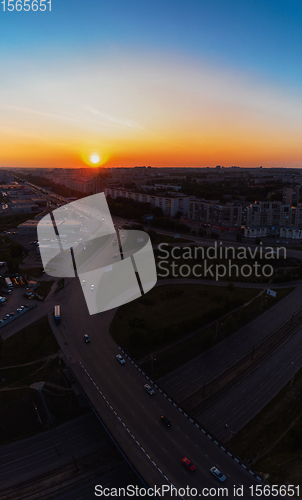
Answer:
[50,278,268,499]
[159,283,302,401]
[200,321,302,441]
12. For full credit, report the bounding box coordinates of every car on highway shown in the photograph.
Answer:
[116,354,126,364]
[210,466,226,482]
[181,457,196,471]
[90,285,95,291]
[144,384,155,396]
[160,415,172,427]
[84,334,90,343]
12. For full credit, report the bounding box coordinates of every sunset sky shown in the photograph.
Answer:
[1,0,302,168]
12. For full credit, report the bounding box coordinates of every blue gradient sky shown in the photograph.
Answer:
[1,0,302,167]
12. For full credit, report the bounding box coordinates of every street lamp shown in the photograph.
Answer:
[151,355,156,376]
[225,423,235,440]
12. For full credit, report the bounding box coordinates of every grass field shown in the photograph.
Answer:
[110,284,293,377]
[0,317,87,444]
[35,280,54,300]
[21,267,44,278]
[0,316,59,367]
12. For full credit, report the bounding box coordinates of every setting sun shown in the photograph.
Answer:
[90,154,100,164]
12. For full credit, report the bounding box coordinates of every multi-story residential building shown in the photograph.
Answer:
[283,186,300,205]
[246,201,292,227]
[291,205,302,228]
[104,187,189,217]
[111,167,148,187]
[187,199,242,228]
[280,227,302,239]
[283,188,293,205]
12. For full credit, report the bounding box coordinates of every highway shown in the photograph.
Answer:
[52,277,265,498]
[0,274,301,497]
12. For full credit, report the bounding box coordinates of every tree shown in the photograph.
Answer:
[268,192,282,202]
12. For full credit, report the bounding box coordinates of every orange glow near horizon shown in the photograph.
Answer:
[1,54,302,168]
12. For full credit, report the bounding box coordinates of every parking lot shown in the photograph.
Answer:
[0,276,37,326]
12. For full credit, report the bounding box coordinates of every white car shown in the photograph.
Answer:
[210,467,226,482]
[90,284,95,291]
[116,354,125,365]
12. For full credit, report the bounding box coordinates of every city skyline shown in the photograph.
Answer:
[1,0,302,168]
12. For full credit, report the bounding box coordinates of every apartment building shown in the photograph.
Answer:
[291,205,302,227]
[187,199,242,228]
[105,187,189,217]
[282,186,300,205]
[246,201,292,227]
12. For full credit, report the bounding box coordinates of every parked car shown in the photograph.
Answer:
[160,415,172,427]
[144,384,155,396]
[210,466,226,482]
[1,288,12,295]
[116,354,125,364]
[24,291,35,299]
[84,334,90,343]
[181,457,196,471]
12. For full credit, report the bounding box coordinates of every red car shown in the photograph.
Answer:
[181,457,196,471]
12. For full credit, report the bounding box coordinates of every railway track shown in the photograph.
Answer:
[180,304,302,417]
